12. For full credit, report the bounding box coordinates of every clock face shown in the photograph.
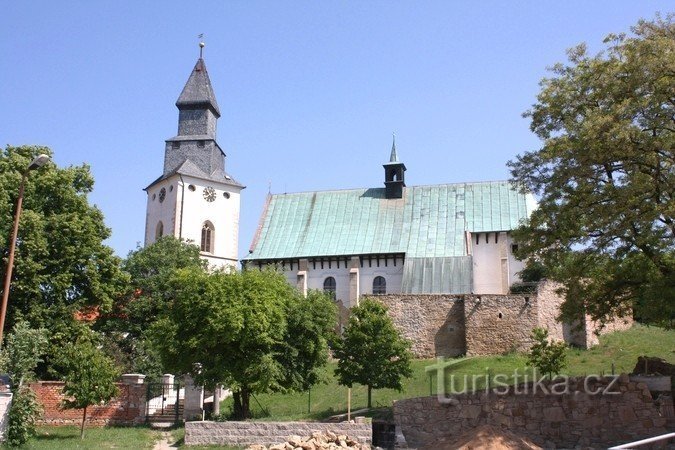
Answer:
[203,186,217,202]
[159,187,166,203]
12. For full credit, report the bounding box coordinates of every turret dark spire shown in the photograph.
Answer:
[383,135,406,199]
[390,133,399,162]
[176,58,221,118]
[162,55,226,178]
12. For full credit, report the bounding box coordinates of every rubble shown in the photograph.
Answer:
[245,431,370,450]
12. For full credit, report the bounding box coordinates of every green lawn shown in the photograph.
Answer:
[220,324,674,421]
[2,426,156,450]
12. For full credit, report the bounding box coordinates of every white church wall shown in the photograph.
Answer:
[358,259,403,296]
[145,174,241,270]
[506,234,526,285]
[177,174,241,270]
[471,231,523,294]
[144,176,179,245]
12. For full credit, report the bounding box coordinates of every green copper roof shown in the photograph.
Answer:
[246,181,536,261]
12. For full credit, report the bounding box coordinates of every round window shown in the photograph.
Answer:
[223,192,230,199]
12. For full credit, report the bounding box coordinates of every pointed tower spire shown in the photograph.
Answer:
[176,57,221,118]
[390,133,399,162]
[383,134,406,199]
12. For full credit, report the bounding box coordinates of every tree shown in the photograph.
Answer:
[334,299,413,409]
[97,236,206,379]
[0,146,126,375]
[527,328,567,380]
[508,16,675,327]
[0,321,47,447]
[0,321,48,388]
[150,267,336,419]
[54,336,120,439]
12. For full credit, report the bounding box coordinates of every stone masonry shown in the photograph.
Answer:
[394,375,674,448]
[374,280,633,358]
[184,421,372,447]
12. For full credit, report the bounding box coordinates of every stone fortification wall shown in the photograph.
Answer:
[373,295,465,358]
[184,421,372,447]
[393,375,674,449]
[374,281,631,358]
[463,294,536,355]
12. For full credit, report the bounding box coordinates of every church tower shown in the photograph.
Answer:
[144,46,244,269]
[383,135,406,199]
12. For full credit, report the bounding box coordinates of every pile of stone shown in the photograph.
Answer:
[245,431,370,450]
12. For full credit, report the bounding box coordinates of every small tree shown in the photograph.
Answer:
[334,299,413,408]
[527,327,567,380]
[55,337,119,439]
[0,320,48,389]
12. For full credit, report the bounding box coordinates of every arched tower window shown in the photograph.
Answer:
[373,276,386,295]
[201,221,215,253]
[323,277,336,300]
[155,221,164,240]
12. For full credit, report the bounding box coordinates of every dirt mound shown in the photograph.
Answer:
[420,424,541,450]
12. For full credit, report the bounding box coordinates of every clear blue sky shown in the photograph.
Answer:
[1,2,671,259]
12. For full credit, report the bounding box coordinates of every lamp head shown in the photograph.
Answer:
[28,154,50,171]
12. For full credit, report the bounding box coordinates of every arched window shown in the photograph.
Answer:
[155,221,164,240]
[323,277,336,300]
[201,221,214,253]
[373,276,386,295]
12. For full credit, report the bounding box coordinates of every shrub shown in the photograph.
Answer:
[6,386,42,447]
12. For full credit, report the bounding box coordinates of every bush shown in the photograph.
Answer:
[6,386,42,447]
[527,327,567,380]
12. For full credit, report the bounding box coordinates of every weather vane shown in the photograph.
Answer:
[198,33,205,58]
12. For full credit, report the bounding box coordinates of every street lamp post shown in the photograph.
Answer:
[0,154,50,346]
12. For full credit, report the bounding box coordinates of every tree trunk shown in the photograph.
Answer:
[233,391,242,419]
[80,405,87,439]
[241,387,250,419]
[213,386,221,416]
[367,386,372,409]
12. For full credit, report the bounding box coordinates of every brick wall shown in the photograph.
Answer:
[30,379,146,426]
[394,375,674,448]
[184,421,372,447]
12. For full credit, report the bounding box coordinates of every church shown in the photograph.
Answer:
[143,52,630,355]
[144,52,243,270]
[144,51,537,309]
[243,144,536,309]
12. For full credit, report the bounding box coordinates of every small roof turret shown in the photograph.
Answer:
[176,58,221,117]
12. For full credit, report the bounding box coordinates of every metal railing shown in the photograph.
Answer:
[608,432,675,449]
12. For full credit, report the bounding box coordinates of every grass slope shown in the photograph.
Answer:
[221,324,674,421]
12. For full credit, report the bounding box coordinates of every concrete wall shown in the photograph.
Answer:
[375,295,465,358]
[393,375,674,449]
[184,421,372,447]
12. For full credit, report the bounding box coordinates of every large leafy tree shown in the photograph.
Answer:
[508,16,675,327]
[0,146,126,374]
[97,237,206,379]
[151,267,336,419]
[334,299,413,408]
